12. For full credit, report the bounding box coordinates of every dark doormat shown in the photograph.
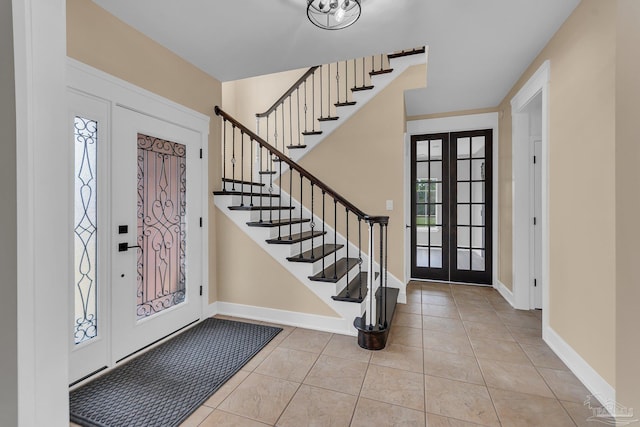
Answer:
[70,318,282,427]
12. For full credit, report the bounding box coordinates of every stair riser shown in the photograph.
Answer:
[266,222,310,239]
[285,237,340,257]
[222,182,268,193]
[226,194,282,206]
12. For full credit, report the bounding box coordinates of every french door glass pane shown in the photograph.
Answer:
[136,134,187,319]
[73,116,99,345]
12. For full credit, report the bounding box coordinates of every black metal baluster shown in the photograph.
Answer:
[296,88,301,146]
[289,164,293,240]
[277,158,282,236]
[299,173,303,257]
[371,55,375,74]
[344,61,349,102]
[240,131,245,206]
[273,108,278,156]
[310,183,315,260]
[322,191,326,277]
[358,217,362,300]
[222,119,226,188]
[259,145,264,222]
[312,72,316,131]
[384,222,389,327]
[352,59,356,89]
[231,124,236,191]
[266,116,270,172]
[333,198,337,280]
[345,209,350,298]
[304,80,308,133]
[281,101,285,152]
[378,222,384,327]
[289,96,293,149]
[380,54,384,72]
[335,62,340,105]
[249,136,254,207]
[362,56,365,88]
[269,150,274,223]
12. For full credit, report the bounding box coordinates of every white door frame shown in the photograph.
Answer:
[404,113,499,286]
[510,61,550,324]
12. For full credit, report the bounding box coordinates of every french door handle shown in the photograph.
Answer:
[405,225,411,228]
[118,242,141,252]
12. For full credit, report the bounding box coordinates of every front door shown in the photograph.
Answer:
[410,130,493,285]
[69,96,203,383]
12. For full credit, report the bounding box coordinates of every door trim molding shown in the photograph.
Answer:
[510,61,550,322]
[405,113,499,286]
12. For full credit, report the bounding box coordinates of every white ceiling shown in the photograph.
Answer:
[92,0,580,116]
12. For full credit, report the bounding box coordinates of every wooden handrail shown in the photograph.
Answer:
[216,106,388,224]
[256,66,320,118]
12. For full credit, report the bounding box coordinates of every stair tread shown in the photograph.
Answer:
[213,190,280,198]
[247,218,310,227]
[266,230,325,244]
[309,257,359,283]
[335,101,357,107]
[302,130,323,136]
[370,68,394,76]
[317,116,339,122]
[286,144,307,149]
[286,244,344,263]
[229,205,294,211]
[222,178,265,187]
[332,271,379,303]
[351,85,374,92]
[387,47,426,59]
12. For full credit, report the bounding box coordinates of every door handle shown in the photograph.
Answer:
[405,225,411,228]
[118,242,141,252]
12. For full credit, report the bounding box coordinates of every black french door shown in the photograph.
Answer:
[410,130,493,285]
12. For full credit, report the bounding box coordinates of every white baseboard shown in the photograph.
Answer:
[211,301,357,336]
[205,302,219,319]
[494,280,515,307]
[544,326,615,408]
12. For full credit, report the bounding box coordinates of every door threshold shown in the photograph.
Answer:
[409,278,492,287]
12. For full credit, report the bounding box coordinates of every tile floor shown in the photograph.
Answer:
[72,281,598,426]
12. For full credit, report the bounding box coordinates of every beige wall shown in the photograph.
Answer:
[215,211,339,317]
[615,0,640,413]
[0,1,18,424]
[67,0,222,302]
[498,0,616,385]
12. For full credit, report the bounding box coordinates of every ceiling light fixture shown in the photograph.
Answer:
[307,0,361,30]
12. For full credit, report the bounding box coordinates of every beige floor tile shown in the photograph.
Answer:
[423,330,474,356]
[393,311,424,329]
[204,369,251,408]
[560,400,601,427]
[179,405,214,427]
[427,413,488,426]
[496,311,541,330]
[389,325,424,348]
[463,320,515,342]
[361,364,425,411]
[370,343,424,373]
[303,354,368,395]
[258,323,295,344]
[244,341,279,371]
[454,299,493,310]
[538,367,591,403]
[478,359,554,398]
[276,384,356,427]
[217,372,298,425]
[457,308,503,324]
[489,387,575,427]
[396,302,423,315]
[423,349,485,385]
[520,343,568,370]
[425,375,499,426]
[321,333,372,363]
[469,337,531,365]
[254,347,318,382]
[423,304,461,319]
[423,294,455,306]
[351,397,425,427]
[505,325,545,345]
[199,410,271,427]
[423,282,452,292]
[423,316,467,336]
[279,328,332,353]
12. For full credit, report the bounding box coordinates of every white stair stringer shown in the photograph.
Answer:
[291,51,427,166]
[214,184,406,335]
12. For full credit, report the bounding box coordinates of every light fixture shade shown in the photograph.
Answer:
[307,0,361,30]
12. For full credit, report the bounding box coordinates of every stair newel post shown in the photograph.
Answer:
[310,183,315,260]
[345,208,350,298]
[378,221,384,327]
[358,217,362,300]
[299,173,303,257]
[321,190,326,278]
[384,222,389,328]
[231,124,236,191]
[277,157,282,237]
[240,131,245,207]
[367,219,376,330]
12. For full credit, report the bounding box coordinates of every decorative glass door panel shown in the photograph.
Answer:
[411,130,492,285]
[136,134,187,319]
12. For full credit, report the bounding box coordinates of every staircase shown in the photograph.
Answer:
[213,48,426,348]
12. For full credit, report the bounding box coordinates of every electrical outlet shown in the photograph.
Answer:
[386,200,393,211]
